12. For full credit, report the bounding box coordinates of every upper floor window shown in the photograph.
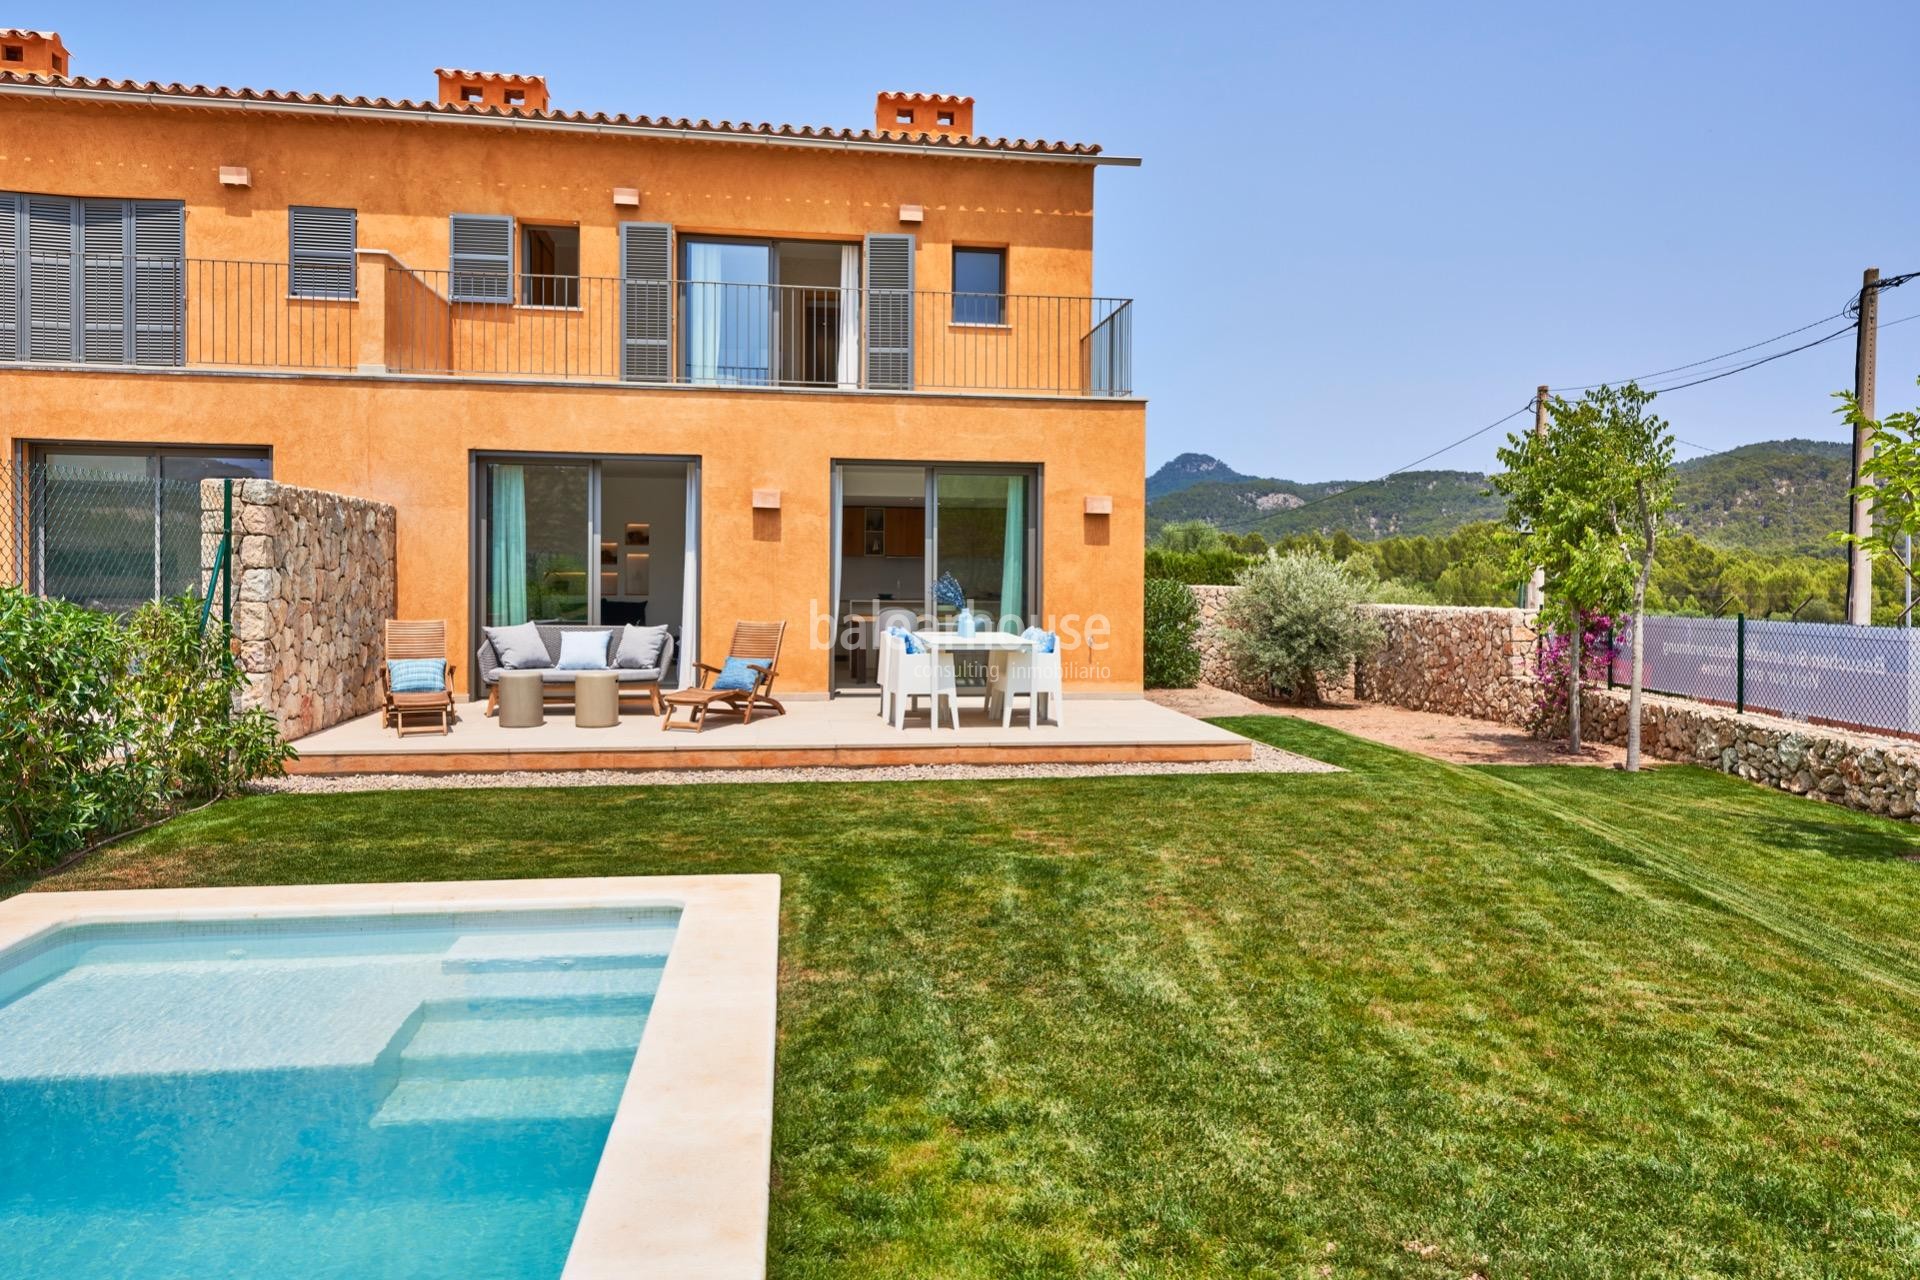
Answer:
[952,247,1005,325]
[521,224,579,308]
[288,205,357,299]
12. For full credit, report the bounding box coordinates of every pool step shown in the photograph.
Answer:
[370,996,650,1127]
[425,966,663,1018]
[398,1010,644,1079]
[439,931,672,975]
[371,1068,630,1126]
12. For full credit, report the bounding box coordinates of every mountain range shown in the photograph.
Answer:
[1146,439,1856,557]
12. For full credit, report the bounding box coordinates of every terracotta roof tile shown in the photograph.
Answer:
[0,71,1103,156]
[433,68,547,84]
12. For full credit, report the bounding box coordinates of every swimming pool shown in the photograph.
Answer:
[0,878,779,1280]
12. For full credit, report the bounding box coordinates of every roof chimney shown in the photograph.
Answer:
[875,92,973,138]
[435,68,548,113]
[0,29,69,76]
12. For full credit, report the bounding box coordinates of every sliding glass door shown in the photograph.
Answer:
[477,454,699,690]
[483,461,591,625]
[830,462,1038,693]
[933,471,1033,632]
[683,241,772,386]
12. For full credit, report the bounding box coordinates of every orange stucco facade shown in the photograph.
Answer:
[1,77,1144,697]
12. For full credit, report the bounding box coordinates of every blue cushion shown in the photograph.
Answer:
[884,625,923,655]
[1021,626,1057,654]
[554,630,612,671]
[712,656,770,691]
[388,658,446,693]
[934,571,966,609]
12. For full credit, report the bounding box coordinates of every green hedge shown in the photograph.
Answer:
[1144,578,1204,688]
[0,588,292,875]
[1143,547,1258,585]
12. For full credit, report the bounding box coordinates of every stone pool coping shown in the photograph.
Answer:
[0,874,782,1280]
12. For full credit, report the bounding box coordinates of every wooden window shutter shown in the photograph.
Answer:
[289,205,357,299]
[619,221,673,383]
[79,199,129,363]
[25,194,77,362]
[0,192,19,362]
[128,201,184,366]
[863,233,914,390]
[449,213,513,303]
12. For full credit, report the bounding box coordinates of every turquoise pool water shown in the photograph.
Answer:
[0,907,680,1279]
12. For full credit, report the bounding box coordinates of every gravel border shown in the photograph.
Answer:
[251,741,1338,794]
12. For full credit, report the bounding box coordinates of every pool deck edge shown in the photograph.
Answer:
[0,875,782,1280]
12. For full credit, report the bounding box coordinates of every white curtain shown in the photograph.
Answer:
[685,242,725,384]
[837,245,862,389]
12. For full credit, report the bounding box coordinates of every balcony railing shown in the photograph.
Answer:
[7,257,1135,398]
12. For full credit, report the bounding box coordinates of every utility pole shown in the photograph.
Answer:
[1846,267,1879,625]
[1524,383,1549,610]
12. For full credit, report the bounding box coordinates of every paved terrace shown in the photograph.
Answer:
[287,696,1255,775]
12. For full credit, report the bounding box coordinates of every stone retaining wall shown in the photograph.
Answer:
[203,479,397,740]
[1581,686,1920,820]
[1187,585,1920,822]
[1352,605,1536,723]
[1189,590,1528,713]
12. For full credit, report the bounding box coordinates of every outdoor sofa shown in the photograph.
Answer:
[478,623,675,716]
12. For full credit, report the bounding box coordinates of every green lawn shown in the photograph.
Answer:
[17,717,1920,1277]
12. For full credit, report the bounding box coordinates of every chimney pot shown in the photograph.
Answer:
[0,29,69,76]
[874,92,973,139]
[435,68,548,113]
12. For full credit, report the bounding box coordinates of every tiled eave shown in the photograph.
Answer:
[0,73,1140,167]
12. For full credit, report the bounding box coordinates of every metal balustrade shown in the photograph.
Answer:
[0,257,1133,396]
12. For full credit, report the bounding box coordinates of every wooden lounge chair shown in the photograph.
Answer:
[661,621,786,732]
[381,619,457,737]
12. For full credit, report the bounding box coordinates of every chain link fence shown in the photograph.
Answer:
[2,462,219,615]
[1611,613,1920,740]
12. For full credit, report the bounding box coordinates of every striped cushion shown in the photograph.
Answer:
[388,658,446,693]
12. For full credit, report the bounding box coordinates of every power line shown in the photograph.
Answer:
[1638,321,1858,394]
[1183,308,1920,541]
[1551,310,1848,393]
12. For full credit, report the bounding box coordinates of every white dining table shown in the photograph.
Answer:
[912,630,1037,731]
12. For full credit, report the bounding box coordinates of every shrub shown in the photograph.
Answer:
[1522,610,1622,736]
[1144,578,1203,688]
[1215,551,1384,705]
[0,588,291,875]
[1143,547,1256,585]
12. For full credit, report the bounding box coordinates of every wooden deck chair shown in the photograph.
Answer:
[381,619,457,737]
[661,621,786,733]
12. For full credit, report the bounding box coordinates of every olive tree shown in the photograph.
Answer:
[1215,551,1383,705]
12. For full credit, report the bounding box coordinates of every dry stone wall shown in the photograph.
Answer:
[1188,585,1920,823]
[1352,605,1536,723]
[1582,686,1920,820]
[1189,590,1527,713]
[202,479,397,740]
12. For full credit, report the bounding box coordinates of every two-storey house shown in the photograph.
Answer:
[0,32,1145,699]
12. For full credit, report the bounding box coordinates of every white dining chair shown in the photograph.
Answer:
[873,605,921,717]
[880,632,959,730]
[987,642,1065,727]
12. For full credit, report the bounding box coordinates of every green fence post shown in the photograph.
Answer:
[221,478,233,630]
[1735,612,1745,714]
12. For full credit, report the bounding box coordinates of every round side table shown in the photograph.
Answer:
[495,670,546,729]
[574,670,620,728]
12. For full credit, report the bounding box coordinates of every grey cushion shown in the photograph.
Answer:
[537,669,664,684]
[485,622,551,670]
[615,624,671,671]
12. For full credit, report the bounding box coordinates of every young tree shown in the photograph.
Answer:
[1835,375,1920,624]
[1493,392,1631,755]
[1586,384,1676,772]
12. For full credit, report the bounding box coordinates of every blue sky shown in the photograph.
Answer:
[32,0,1920,480]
